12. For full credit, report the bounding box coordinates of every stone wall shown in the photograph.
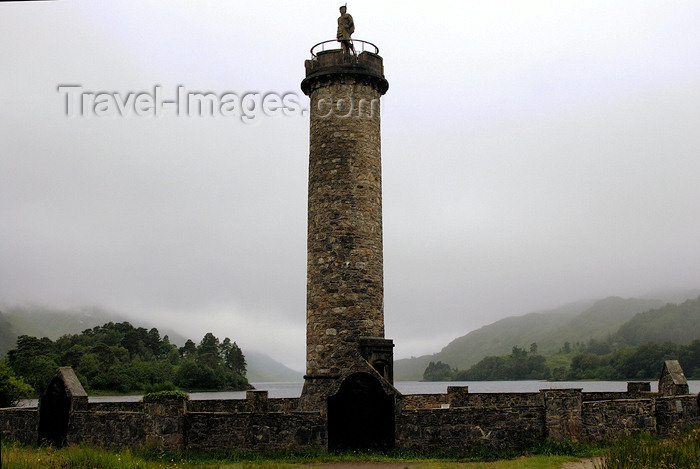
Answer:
[581,392,629,402]
[582,399,655,440]
[396,406,545,451]
[186,411,325,452]
[399,394,447,410]
[3,381,699,452]
[0,407,37,444]
[68,411,150,448]
[188,397,298,414]
[655,395,700,434]
[451,392,542,409]
[88,402,144,412]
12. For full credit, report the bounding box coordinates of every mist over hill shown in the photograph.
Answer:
[614,296,700,346]
[0,304,299,383]
[394,296,675,381]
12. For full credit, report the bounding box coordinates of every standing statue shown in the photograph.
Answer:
[337,5,355,55]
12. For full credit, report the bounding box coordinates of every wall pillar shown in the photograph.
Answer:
[542,389,583,441]
[143,395,188,451]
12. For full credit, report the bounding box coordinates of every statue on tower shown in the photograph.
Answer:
[337,5,355,55]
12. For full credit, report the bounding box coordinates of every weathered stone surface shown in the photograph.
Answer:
[299,48,394,413]
[399,394,448,410]
[582,399,655,440]
[659,360,689,396]
[304,74,386,378]
[3,384,700,452]
[627,381,651,398]
[0,408,37,444]
[544,389,583,441]
[655,395,700,434]
[188,397,298,413]
[396,406,545,450]
[88,402,145,412]
[68,411,149,448]
[185,411,326,451]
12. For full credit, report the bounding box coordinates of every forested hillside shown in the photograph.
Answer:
[0,305,302,382]
[4,322,250,394]
[0,311,16,356]
[396,297,663,380]
[614,297,700,346]
[424,340,700,381]
[421,296,700,382]
[0,305,187,355]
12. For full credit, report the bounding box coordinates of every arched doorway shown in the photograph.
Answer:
[38,377,71,447]
[327,372,395,451]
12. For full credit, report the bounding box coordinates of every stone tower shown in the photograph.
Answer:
[298,38,396,442]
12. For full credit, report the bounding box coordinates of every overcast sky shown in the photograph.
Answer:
[1,1,699,372]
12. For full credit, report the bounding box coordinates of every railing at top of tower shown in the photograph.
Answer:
[309,39,379,59]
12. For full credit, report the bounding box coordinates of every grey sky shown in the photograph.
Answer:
[1,1,699,371]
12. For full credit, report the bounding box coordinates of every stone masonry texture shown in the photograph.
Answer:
[302,51,389,379]
[2,375,700,452]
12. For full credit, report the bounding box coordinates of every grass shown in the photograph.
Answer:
[599,427,700,469]
[1,440,596,469]
[543,353,576,376]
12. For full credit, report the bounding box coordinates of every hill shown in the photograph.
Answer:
[0,311,17,356]
[614,296,700,346]
[535,297,665,353]
[0,304,298,383]
[245,350,303,382]
[394,297,664,380]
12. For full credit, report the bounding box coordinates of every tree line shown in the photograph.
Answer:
[1,322,250,401]
[423,344,550,381]
[423,340,700,382]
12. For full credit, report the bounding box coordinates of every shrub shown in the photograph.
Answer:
[141,390,189,403]
[0,359,34,407]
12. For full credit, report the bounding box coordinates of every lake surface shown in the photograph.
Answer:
[20,380,700,406]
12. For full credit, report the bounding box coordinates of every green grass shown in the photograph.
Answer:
[599,427,700,468]
[1,442,184,469]
[544,352,576,376]
[1,440,601,469]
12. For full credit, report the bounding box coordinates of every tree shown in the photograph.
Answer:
[179,339,196,359]
[226,341,246,376]
[6,325,249,393]
[423,361,455,381]
[0,359,33,407]
[196,333,220,369]
[530,342,538,355]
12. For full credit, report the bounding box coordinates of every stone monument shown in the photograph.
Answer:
[298,11,396,450]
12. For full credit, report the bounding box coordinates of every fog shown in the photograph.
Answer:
[1,1,699,371]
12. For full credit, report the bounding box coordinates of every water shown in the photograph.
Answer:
[18,380,700,407]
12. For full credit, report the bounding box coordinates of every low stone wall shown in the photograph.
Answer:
[398,394,447,410]
[188,397,298,413]
[3,381,699,452]
[396,405,544,450]
[582,399,655,440]
[69,411,150,448]
[451,392,542,408]
[582,392,628,402]
[88,402,144,412]
[655,395,700,434]
[186,411,325,451]
[269,398,300,412]
[0,407,37,445]
[187,399,249,413]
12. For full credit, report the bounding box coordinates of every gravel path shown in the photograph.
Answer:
[303,458,605,468]
[304,463,422,468]
[559,458,603,469]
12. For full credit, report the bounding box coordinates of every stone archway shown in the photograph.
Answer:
[327,372,395,451]
[38,377,71,447]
